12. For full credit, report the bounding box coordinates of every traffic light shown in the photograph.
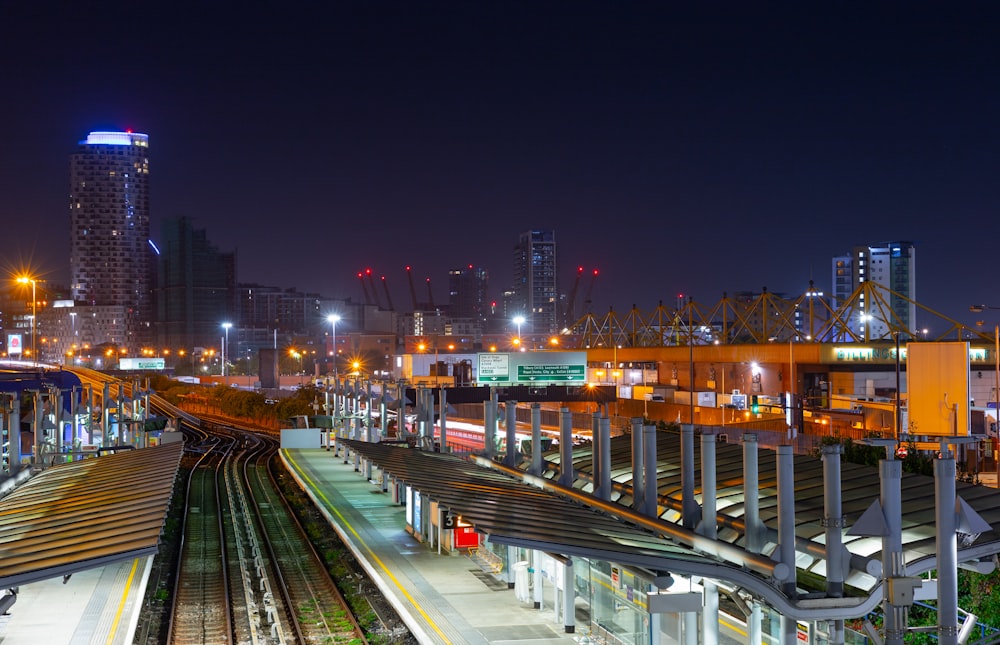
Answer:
[751,395,760,414]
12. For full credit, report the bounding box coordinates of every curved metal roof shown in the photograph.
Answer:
[341,430,1000,620]
[340,439,873,620]
[339,439,767,571]
[0,440,183,587]
[545,431,1000,591]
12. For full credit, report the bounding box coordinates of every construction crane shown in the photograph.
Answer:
[406,265,419,310]
[564,266,585,325]
[381,275,395,311]
[583,269,599,313]
[425,277,435,309]
[365,268,382,309]
[357,271,374,306]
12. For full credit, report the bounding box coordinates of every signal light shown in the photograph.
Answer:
[751,395,760,414]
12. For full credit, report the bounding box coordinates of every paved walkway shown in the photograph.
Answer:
[282,448,587,645]
[0,557,151,645]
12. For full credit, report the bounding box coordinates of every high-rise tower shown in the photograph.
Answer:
[512,230,558,334]
[69,131,152,348]
[832,241,916,338]
[154,217,236,351]
[448,264,489,323]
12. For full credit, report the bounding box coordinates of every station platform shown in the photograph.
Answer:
[282,448,587,645]
[0,557,152,644]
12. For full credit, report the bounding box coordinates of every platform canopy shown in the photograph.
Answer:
[0,441,183,588]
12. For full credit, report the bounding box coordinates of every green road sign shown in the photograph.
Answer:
[478,353,510,381]
[516,364,586,382]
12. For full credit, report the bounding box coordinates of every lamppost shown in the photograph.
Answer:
[64,311,78,365]
[513,315,525,351]
[290,349,304,385]
[971,305,1000,485]
[16,276,37,365]
[327,314,341,378]
[222,322,232,384]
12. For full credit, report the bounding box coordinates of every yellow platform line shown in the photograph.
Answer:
[285,452,452,644]
[106,558,140,645]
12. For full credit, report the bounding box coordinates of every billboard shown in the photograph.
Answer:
[119,357,166,371]
[7,334,22,356]
[906,341,970,438]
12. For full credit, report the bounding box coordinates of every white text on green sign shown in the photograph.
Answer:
[517,365,585,381]
[478,353,510,380]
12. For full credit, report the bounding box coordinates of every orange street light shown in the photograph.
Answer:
[15,275,37,364]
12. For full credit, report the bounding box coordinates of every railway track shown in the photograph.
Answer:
[167,416,371,645]
[64,368,394,644]
[170,439,235,644]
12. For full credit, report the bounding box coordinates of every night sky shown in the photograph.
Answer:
[1,3,998,330]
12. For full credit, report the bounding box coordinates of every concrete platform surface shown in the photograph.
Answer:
[282,448,590,645]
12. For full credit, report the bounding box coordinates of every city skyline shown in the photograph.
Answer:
[2,4,999,329]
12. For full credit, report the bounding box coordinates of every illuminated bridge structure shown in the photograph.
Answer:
[563,281,991,349]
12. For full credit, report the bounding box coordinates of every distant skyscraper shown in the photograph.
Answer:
[512,230,558,334]
[448,265,489,323]
[154,217,236,351]
[832,241,916,338]
[69,131,152,348]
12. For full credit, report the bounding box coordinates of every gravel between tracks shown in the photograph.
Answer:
[134,455,417,644]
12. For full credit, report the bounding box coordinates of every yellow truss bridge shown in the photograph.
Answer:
[563,281,992,349]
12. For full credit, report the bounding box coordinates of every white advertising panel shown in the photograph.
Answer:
[119,357,166,370]
[7,334,22,356]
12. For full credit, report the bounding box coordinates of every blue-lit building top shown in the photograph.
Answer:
[69,130,152,349]
[82,131,149,147]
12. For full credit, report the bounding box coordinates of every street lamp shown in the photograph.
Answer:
[327,314,341,378]
[222,322,232,384]
[513,315,525,350]
[16,276,37,365]
[69,311,77,346]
